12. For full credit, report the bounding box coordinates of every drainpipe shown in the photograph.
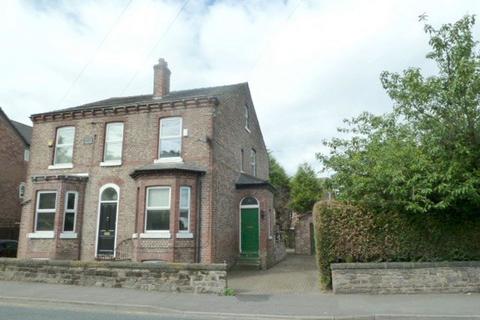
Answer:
[195,177,202,263]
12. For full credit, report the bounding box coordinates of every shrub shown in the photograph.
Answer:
[313,200,480,289]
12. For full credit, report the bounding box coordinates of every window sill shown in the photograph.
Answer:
[100,160,122,167]
[139,232,171,239]
[176,232,193,239]
[154,157,183,164]
[28,231,54,239]
[48,163,73,170]
[60,232,77,239]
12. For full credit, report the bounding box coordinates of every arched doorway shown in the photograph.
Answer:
[240,197,259,257]
[96,184,119,257]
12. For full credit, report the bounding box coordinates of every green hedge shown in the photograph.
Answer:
[313,200,480,289]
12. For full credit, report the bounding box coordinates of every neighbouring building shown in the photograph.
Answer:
[0,108,32,240]
[18,59,284,269]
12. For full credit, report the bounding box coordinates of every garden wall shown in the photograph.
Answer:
[331,261,480,294]
[0,258,227,294]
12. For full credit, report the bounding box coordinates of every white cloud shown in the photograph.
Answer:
[1,0,479,175]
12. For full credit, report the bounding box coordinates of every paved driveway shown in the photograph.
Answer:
[228,254,320,294]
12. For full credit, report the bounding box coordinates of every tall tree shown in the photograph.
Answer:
[268,152,291,229]
[289,163,322,214]
[319,16,480,215]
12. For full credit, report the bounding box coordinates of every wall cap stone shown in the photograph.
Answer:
[0,258,227,271]
[331,261,480,270]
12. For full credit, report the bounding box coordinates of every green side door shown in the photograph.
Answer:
[241,208,259,256]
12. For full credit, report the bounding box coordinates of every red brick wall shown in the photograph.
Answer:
[0,115,27,239]
[19,103,215,262]
[212,86,270,265]
[295,214,314,255]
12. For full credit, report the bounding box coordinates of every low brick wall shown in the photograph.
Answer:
[331,261,480,294]
[0,258,227,294]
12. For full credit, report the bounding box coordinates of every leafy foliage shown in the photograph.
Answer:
[289,163,322,214]
[268,152,291,229]
[313,201,480,289]
[319,15,480,215]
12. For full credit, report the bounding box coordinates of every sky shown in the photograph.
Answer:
[1,0,479,175]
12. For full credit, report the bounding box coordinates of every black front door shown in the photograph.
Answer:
[97,203,117,256]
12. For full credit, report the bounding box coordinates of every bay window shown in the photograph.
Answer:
[35,191,57,232]
[178,187,191,233]
[63,191,78,232]
[145,187,171,235]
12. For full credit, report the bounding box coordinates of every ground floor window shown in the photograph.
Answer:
[63,191,78,232]
[35,191,57,231]
[145,187,171,231]
[179,186,191,232]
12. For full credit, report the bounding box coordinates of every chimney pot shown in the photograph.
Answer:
[153,58,171,98]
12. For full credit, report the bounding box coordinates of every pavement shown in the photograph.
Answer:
[1,280,480,319]
[228,254,319,294]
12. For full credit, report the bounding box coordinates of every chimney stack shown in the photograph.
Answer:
[153,58,171,98]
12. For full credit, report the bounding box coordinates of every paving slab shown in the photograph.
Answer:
[228,254,319,294]
[1,280,480,319]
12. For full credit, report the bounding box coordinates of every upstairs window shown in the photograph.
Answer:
[24,148,30,161]
[240,149,244,172]
[244,105,250,131]
[159,117,182,159]
[179,187,191,232]
[35,191,57,231]
[54,127,75,165]
[250,149,256,176]
[63,191,78,232]
[103,122,124,163]
[145,187,171,232]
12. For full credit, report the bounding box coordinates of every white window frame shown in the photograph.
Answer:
[62,191,78,234]
[24,148,30,161]
[51,126,75,168]
[244,105,250,132]
[177,186,192,238]
[101,122,124,166]
[30,191,57,238]
[250,149,256,176]
[143,186,171,238]
[156,117,182,163]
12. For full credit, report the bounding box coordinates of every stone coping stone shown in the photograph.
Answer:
[331,261,480,270]
[0,258,227,272]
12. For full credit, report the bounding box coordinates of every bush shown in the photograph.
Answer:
[313,200,480,289]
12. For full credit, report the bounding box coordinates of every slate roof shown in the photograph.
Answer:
[0,107,32,146]
[11,120,32,145]
[130,162,207,178]
[47,82,249,115]
[236,173,274,191]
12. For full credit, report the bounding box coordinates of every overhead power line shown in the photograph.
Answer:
[121,0,190,95]
[57,0,133,106]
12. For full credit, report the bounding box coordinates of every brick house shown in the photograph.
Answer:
[18,59,284,269]
[0,108,32,240]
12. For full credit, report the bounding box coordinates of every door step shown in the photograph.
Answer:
[234,255,261,270]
